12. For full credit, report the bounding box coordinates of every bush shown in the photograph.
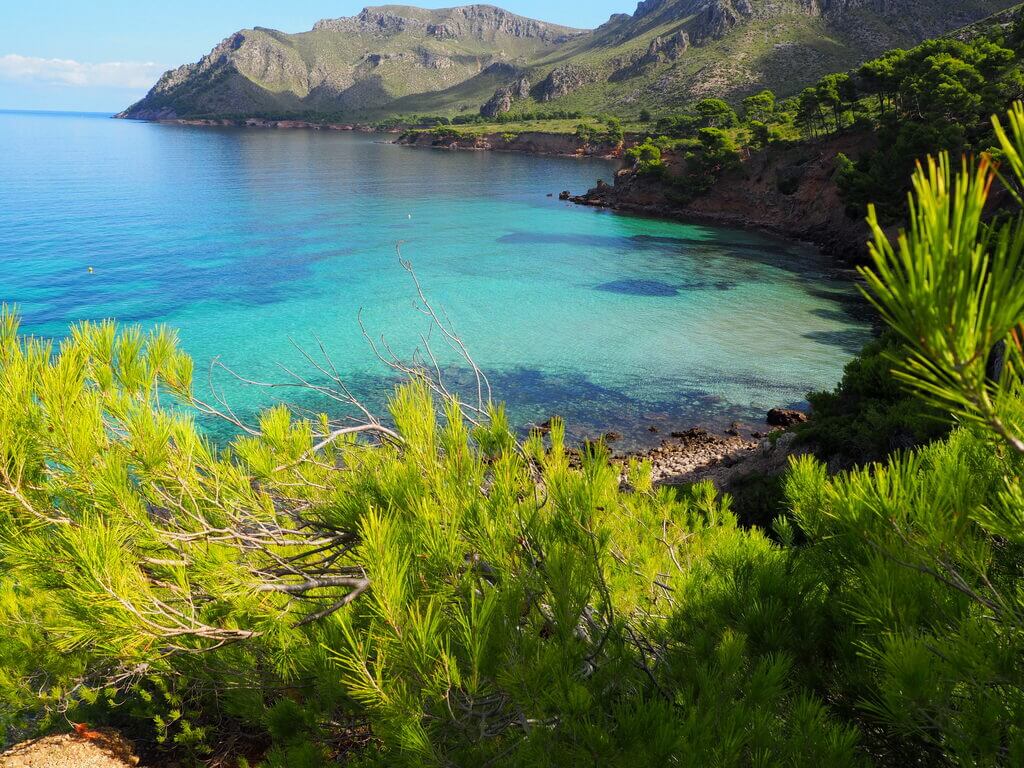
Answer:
[0,324,860,764]
[800,332,951,466]
[748,120,770,149]
[626,138,664,174]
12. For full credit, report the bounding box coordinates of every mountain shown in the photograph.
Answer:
[119,1,1017,121]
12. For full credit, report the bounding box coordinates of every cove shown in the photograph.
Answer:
[0,110,872,448]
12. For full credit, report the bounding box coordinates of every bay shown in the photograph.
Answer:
[0,110,871,447]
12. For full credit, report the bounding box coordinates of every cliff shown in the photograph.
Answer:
[571,132,881,262]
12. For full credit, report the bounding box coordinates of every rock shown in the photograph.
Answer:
[692,0,753,44]
[610,30,690,81]
[534,65,596,102]
[648,425,659,433]
[671,428,706,439]
[767,408,809,428]
[481,89,513,118]
[1,730,140,768]
[559,190,571,200]
[604,431,622,442]
[725,421,742,436]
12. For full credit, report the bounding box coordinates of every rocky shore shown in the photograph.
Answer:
[567,131,882,263]
[556,407,810,491]
[393,129,623,159]
[393,126,883,262]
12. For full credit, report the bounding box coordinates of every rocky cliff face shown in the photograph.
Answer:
[481,75,531,116]
[534,65,598,102]
[119,5,582,120]
[119,0,1016,121]
[314,5,582,42]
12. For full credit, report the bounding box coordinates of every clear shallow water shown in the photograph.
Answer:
[0,110,872,448]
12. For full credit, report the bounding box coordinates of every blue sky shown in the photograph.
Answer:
[0,1,631,112]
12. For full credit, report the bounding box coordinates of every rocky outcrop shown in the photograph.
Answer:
[314,5,584,43]
[571,130,883,263]
[692,1,755,43]
[481,75,531,117]
[611,30,690,80]
[481,90,514,118]
[395,129,621,158]
[534,65,597,102]
[767,408,809,427]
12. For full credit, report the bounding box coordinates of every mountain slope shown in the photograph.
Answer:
[119,1,1017,121]
[119,5,582,119]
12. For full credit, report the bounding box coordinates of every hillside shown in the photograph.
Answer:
[119,1,1017,121]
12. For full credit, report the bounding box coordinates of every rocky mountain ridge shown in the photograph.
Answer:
[119,0,1016,121]
[312,5,583,42]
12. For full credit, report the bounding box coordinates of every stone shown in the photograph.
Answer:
[535,65,596,102]
[767,408,808,428]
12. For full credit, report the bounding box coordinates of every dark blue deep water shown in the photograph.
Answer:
[0,110,871,446]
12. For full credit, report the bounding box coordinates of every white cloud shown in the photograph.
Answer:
[0,54,163,89]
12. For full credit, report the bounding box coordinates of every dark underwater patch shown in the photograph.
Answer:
[594,277,737,296]
[595,279,680,296]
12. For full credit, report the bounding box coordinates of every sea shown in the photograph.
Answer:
[0,109,872,447]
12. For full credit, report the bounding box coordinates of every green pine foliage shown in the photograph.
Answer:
[836,33,1024,220]
[5,105,1024,767]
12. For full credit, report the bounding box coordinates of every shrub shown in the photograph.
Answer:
[801,332,951,466]
[0,321,860,765]
[626,138,664,174]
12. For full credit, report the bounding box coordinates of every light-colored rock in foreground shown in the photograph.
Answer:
[1,730,139,768]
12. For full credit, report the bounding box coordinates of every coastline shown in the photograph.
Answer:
[391,126,880,263]
[115,115,385,132]
[564,132,882,264]
[392,128,623,160]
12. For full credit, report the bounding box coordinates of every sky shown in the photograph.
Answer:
[0,1,633,112]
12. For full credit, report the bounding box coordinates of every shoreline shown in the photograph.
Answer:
[116,115,387,132]
[392,128,623,160]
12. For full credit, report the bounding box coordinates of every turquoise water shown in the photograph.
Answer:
[0,110,871,447]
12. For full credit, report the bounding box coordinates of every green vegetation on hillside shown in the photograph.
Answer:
[836,30,1024,219]
[616,13,1024,221]
[121,1,1015,123]
[4,104,1024,766]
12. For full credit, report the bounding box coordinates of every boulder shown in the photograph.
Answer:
[767,408,809,428]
